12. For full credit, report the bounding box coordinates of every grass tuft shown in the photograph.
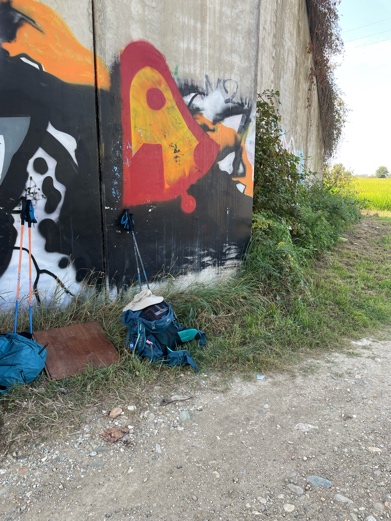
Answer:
[2,214,391,451]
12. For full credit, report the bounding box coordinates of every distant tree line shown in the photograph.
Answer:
[375,166,389,178]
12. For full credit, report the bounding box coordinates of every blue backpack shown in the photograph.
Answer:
[0,332,47,394]
[122,301,206,371]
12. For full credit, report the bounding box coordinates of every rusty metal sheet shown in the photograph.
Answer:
[34,322,119,380]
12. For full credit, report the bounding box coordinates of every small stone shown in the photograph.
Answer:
[109,407,123,419]
[306,475,332,488]
[89,451,98,457]
[295,423,318,431]
[127,405,137,412]
[283,504,295,513]
[257,497,267,504]
[366,516,377,521]
[0,486,9,497]
[287,484,304,496]
[89,461,105,469]
[373,502,384,512]
[368,447,382,454]
[179,410,191,422]
[335,494,353,504]
[155,444,162,454]
[192,495,198,501]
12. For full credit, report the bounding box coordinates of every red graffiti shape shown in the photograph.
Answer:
[120,40,219,213]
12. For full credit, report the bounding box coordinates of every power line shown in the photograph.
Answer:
[345,28,391,43]
[342,16,391,34]
[352,35,391,49]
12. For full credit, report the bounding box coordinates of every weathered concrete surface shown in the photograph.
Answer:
[0,0,325,301]
[258,0,324,173]
[94,0,261,98]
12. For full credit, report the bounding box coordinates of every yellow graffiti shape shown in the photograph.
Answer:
[130,66,200,187]
[2,0,110,89]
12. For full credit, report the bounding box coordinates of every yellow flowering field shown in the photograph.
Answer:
[353,177,391,211]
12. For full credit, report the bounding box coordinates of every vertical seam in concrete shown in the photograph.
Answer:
[254,0,262,98]
[91,0,107,284]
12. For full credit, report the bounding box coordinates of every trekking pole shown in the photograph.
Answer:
[25,199,37,335]
[13,197,26,334]
[120,210,150,291]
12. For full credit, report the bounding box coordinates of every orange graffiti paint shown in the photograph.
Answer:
[194,114,253,197]
[2,0,110,89]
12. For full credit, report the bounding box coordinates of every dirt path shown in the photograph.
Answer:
[1,335,391,521]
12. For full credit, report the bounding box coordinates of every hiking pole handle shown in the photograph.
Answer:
[120,210,135,232]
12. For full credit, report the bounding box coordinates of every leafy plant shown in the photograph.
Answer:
[323,163,356,195]
[253,90,304,234]
[252,90,361,285]
[306,0,347,159]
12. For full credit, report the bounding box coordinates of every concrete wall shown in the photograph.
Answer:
[96,0,260,287]
[258,0,324,173]
[0,0,322,305]
[0,0,103,305]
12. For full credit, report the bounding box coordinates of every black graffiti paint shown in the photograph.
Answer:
[0,0,41,45]
[0,46,104,283]
[101,64,253,289]
[41,176,61,214]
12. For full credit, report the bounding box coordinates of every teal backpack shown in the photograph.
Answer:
[122,301,206,371]
[0,333,47,394]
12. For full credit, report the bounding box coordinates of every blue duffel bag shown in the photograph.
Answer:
[0,333,47,394]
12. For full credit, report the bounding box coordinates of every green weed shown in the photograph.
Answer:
[1,93,389,449]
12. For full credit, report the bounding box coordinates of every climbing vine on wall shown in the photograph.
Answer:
[306,0,347,160]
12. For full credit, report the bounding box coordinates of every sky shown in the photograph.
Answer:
[332,0,391,176]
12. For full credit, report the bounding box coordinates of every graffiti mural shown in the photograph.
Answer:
[0,0,256,301]
[103,41,255,287]
[179,75,254,197]
[120,41,220,214]
[0,0,108,303]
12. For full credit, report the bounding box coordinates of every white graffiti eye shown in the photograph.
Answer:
[26,147,65,219]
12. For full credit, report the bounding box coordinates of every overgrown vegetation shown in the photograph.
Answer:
[1,91,388,449]
[306,0,347,159]
[251,91,361,292]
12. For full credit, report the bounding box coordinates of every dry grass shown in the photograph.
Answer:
[2,214,391,457]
